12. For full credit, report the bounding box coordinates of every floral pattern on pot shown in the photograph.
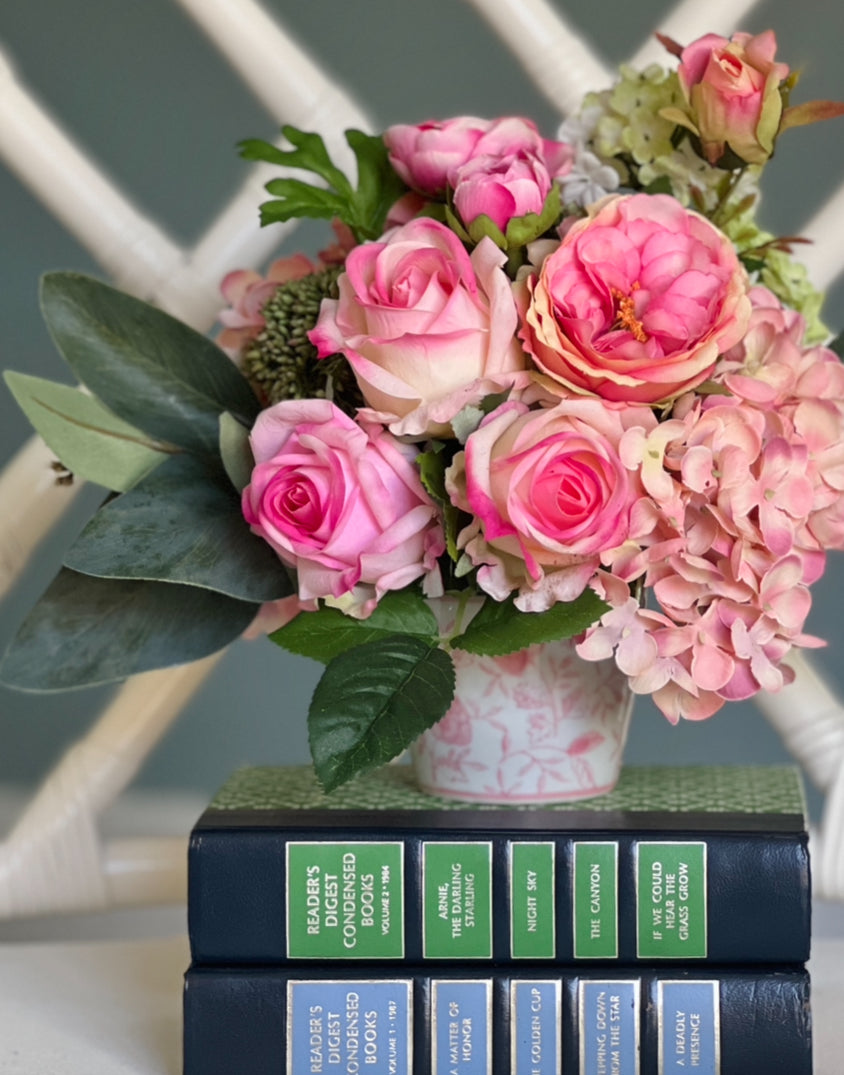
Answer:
[411,637,633,803]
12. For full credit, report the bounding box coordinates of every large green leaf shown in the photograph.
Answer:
[0,568,256,691]
[453,591,609,656]
[62,453,293,602]
[40,272,260,457]
[271,589,439,664]
[4,370,172,491]
[308,635,455,791]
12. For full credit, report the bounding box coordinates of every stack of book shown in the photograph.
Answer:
[183,764,812,1074]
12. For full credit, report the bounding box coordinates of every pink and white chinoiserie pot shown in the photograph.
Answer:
[410,600,633,805]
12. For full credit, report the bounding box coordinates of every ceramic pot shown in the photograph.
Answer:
[410,635,633,804]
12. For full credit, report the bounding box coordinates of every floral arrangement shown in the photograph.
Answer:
[3,30,844,791]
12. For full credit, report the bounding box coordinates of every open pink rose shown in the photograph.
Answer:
[384,116,571,197]
[242,400,444,617]
[519,193,750,404]
[677,31,789,165]
[309,217,526,437]
[446,398,656,611]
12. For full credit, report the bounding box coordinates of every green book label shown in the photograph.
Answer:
[286,841,404,958]
[423,842,493,959]
[573,841,618,959]
[509,842,555,959]
[636,842,707,959]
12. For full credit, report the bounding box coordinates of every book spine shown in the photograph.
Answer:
[188,827,809,964]
[182,965,811,1075]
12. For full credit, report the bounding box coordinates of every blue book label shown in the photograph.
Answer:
[432,979,491,1074]
[578,980,640,1075]
[287,978,412,1075]
[658,981,720,1074]
[511,980,561,1075]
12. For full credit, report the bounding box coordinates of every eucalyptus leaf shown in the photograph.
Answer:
[4,371,172,491]
[63,453,293,602]
[0,568,256,691]
[308,635,455,791]
[40,272,260,458]
[271,589,439,664]
[453,590,609,656]
[219,412,254,492]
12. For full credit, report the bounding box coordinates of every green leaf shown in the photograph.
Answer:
[0,568,256,691]
[271,589,439,663]
[259,178,347,225]
[503,183,562,247]
[453,590,609,657]
[219,412,254,492]
[344,128,408,240]
[40,272,260,458]
[63,454,293,602]
[308,635,455,791]
[4,370,172,491]
[240,128,353,196]
[643,175,674,196]
[244,125,407,243]
[829,331,844,359]
[417,445,463,561]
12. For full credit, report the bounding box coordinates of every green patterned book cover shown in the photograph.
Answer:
[188,764,810,966]
[207,762,806,818]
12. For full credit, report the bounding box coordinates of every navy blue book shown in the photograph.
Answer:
[182,963,812,1075]
[188,764,810,965]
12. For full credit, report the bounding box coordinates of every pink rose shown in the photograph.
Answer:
[519,193,750,404]
[309,217,527,437]
[242,400,444,616]
[452,151,553,233]
[383,115,571,196]
[446,398,656,611]
[677,31,789,165]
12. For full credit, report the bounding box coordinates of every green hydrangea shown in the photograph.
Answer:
[719,211,830,344]
[761,249,830,344]
[242,265,364,414]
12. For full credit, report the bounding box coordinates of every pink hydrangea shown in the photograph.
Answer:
[519,193,751,404]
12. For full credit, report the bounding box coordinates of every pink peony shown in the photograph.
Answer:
[452,151,554,233]
[242,399,445,617]
[676,31,789,165]
[383,115,571,197]
[519,193,750,404]
[309,217,527,437]
[446,398,656,611]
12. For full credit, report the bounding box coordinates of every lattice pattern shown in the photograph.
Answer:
[1,0,843,914]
